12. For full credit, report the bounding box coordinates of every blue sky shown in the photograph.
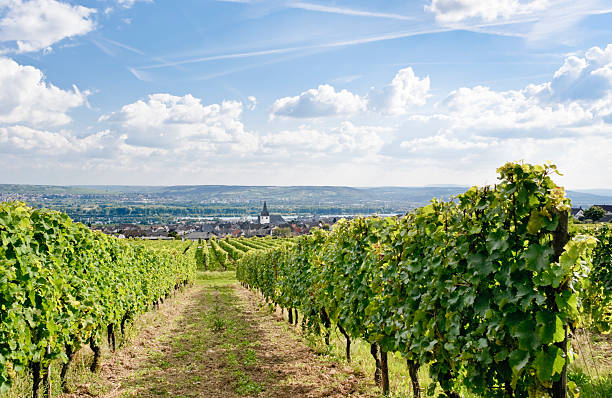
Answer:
[1,0,612,187]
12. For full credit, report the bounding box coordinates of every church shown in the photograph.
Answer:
[258,201,285,225]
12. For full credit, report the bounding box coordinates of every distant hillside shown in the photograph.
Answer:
[565,191,612,207]
[1,184,611,223]
[1,184,611,207]
[573,189,612,197]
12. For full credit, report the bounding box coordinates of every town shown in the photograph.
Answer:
[91,202,612,241]
[93,202,348,239]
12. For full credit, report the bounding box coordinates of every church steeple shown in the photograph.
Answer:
[259,201,271,224]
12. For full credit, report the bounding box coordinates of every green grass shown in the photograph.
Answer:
[122,270,264,397]
[3,271,242,398]
[5,345,112,397]
[198,270,237,286]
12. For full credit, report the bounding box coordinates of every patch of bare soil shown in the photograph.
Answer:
[61,275,376,398]
[233,286,377,398]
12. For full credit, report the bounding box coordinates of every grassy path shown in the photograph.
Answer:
[63,272,375,398]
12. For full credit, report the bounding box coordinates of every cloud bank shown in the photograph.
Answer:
[0,0,96,53]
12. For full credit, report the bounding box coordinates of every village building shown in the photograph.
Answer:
[258,201,270,224]
[257,201,286,225]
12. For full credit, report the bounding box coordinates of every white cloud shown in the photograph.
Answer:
[0,0,96,53]
[0,57,88,127]
[270,84,367,119]
[386,44,612,187]
[0,125,137,156]
[247,95,257,110]
[262,121,387,157]
[368,67,430,115]
[547,44,612,101]
[0,125,73,153]
[426,0,549,23]
[101,93,259,153]
[270,67,430,119]
[394,130,612,186]
[400,132,495,153]
[440,85,596,131]
[434,45,612,134]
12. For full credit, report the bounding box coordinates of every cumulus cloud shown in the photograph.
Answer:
[0,125,144,157]
[387,44,612,186]
[400,132,495,153]
[270,67,430,119]
[440,85,595,132]
[270,84,367,119]
[0,0,96,53]
[368,67,430,115]
[0,57,88,127]
[426,0,549,23]
[434,44,612,134]
[262,121,387,157]
[101,93,259,153]
[547,44,612,102]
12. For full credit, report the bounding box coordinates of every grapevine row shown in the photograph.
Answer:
[236,163,597,397]
[581,224,612,333]
[208,236,229,270]
[0,202,197,397]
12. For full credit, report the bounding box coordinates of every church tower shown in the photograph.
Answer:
[259,201,270,224]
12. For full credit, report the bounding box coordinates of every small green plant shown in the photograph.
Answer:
[569,370,612,398]
[211,316,225,332]
[233,370,263,396]
[242,349,257,367]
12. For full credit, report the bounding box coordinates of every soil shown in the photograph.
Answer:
[60,273,377,398]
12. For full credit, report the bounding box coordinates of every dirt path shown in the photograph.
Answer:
[62,272,376,398]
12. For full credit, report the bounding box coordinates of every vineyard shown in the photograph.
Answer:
[1,162,611,397]
[199,235,292,271]
[236,163,612,397]
[0,203,287,397]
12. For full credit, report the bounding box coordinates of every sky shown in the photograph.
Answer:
[1,0,612,188]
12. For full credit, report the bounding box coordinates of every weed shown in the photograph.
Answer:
[233,369,263,396]
[242,348,257,367]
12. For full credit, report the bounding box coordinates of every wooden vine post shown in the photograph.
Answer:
[552,209,570,398]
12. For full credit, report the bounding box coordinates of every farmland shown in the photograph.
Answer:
[1,163,611,398]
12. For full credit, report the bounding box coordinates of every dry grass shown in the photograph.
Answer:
[569,329,612,398]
